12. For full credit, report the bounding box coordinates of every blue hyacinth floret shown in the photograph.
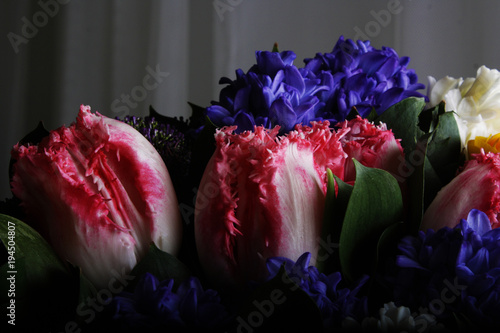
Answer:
[206,36,426,134]
[391,209,500,329]
[206,49,328,134]
[111,273,230,331]
[266,252,369,328]
[302,36,427,123]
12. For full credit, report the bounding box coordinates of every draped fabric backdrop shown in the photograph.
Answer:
[2,0,500,200]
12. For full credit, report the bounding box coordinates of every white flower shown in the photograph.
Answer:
[427,66,500,151]
[342,302,442,332]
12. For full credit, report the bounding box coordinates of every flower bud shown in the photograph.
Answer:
[11,105,182,288]
[194,122,346,288]
[421,150,500,231]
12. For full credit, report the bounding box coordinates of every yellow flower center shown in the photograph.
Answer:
[467,133,500,158]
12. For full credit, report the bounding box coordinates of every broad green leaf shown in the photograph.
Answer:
[425,111,463,191]
[0,214,77,330]
[0,214,71,284]
[317,169,352,274]
[368,221,408,304]
[376,222,407,268]
[418,101,442,133]
[128,242,191,290]
[406,135,430,233]
[376,97,427,157]
[339,160,403,282]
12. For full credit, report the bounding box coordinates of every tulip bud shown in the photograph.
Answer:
[421,150,500,231]
[194,122,347,288]
[11,105,182,288]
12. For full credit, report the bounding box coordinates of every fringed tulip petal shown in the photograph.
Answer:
[10,105,182,288]
[194,122,346,288]
[421,151,500,231]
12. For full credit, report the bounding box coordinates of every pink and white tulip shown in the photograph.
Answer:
[339,116,406,185]
[10,105,182,288]
[194,122,347,287]
[421,150,500,231]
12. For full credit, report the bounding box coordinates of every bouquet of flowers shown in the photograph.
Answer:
[2,36,500,332]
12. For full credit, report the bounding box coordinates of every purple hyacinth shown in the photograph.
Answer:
[390,209,500,329]
[206,37,426,135]
[119,115,191,199]
[456,209,500,327]
[111,273,229,331]
[392,225,463,317]
[266,252,369,328]
[120,115,190,170]
[302,36,427,123]
[206,49,329,134]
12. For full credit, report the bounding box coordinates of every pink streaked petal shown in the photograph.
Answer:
[11,105,181,288]
[421,151,500,231]
[195,121,339,288]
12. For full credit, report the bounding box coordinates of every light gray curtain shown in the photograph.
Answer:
[2,0,500,200]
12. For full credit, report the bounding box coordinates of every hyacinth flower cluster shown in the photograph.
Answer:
[206,49,328,134]
[302,36,427,123]
[119,115,191,197]
[456,210,500,325]
[111,273,230,332]
[119,115,190,176]
[265,252,369,329]
[389,209,500,329]
[206,36,426,134]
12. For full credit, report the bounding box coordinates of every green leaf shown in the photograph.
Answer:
[406,135,430,233]
[0,214,78,330]
[417,101,442,133]
[367,221,408,306]
[374,97,462,232]
[346,106,361,121]
[376,222,407,269]
[339,160,403,282]
[226,264,322,332]
[424,111,463,201]
[186,101,210,130]
[128,242,191,290]
[376,97,427,157]
[365,107,379,122]
[317,169,352,274]
[0,214,72,284]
